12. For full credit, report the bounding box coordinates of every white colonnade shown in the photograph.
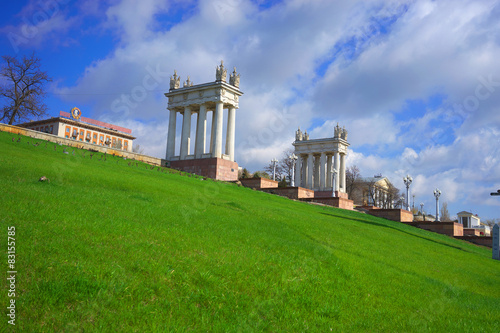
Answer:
[292,124,350,194]
[293,152,347,191]
[165,61,242,162]
[166,103,236,161]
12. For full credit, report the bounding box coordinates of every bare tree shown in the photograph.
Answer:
[482,218,499,229]
[132,144,145,154]
[440,202,451,221]
[0,52,52,125]
[280,149,295,184]
[264,159,284,181]
[263,149,294,184]
[345,165,361,199]
[382,183,400,209]
[365,179,378,206]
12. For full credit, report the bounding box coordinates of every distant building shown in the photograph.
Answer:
[351,175,396,208]
[17,108,135,152]
[457,211,490,236]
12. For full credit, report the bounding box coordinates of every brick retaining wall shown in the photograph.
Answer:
[239,178,278,189]
[463,228,482,236]
[402,221,463,236]
[170,158,238,181]
[454,236,492,248]
[368,209,413,222]
[301,197,354,210]
[260,186,315,199]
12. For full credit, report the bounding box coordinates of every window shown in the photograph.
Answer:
[93,134,97,139]
[66,127,70,132]
[124,141,128,147]
[50,125,53,133]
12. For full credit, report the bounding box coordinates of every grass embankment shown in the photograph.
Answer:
[0,130,499,332]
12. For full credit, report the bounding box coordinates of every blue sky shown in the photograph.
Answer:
[1,0,500,220]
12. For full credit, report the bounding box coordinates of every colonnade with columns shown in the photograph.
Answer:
[165,63,242,162]
[292,125,350,195]
[166,102,236,161]
[294,151,347,191]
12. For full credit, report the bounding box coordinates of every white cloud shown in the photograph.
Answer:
[18,0,499,219]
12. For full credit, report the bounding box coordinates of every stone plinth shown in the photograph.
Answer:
[239,177,278,189]
[368,209,413,222]
[402,221,463,236]
[260,186,314,200]
[300,197,354,210]
[358,205,379,210]
[464,228,482,236]
[170,158,238,181]
[314,191,349,199]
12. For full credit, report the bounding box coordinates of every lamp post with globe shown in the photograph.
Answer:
[403,175,413,211]
[289,154,298,187]
[433,188,441,222]
[271,158,278,181]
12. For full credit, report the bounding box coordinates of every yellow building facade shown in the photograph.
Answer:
[18,108,135,152]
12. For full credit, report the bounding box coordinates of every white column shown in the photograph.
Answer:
[307,153,313,189]
[334,152,340,192]
[313,156,318,189]
[209,110,215,154]
[302,155,307,187]
[226,106,236,161]
[194,110,199,156]
[180,107,191,160]
[320,152,326,190]
[212,101,224,158]
[295,155,301,187]
[195,104,207,158]
[326,154,332,190]
[166,109,176,159]
[340,153,346,193]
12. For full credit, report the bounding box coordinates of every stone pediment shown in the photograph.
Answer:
[165,81,243,112]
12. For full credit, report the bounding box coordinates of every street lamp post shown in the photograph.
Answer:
[271,158,278,181]
[420,202,424,214]
[400,196,404,209]
[403,174,413,211]
[331,166,338,198]
[289,154,297,187]
[433,188,441,222]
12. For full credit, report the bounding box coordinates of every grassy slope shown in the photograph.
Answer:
[0,130,499,332]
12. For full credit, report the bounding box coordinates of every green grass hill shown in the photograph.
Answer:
[1,130,499,332]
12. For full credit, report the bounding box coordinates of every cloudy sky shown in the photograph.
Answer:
[1,0,499,219]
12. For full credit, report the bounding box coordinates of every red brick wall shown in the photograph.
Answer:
[170,158,238,181]
[402,222,464,236]
[260,187,315,199]
[369,209,413,222]
[463,228,481,236]
[454,236,492,248]
[240,178,278,189]
[301,197,354,210]
[315,191,349,199]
